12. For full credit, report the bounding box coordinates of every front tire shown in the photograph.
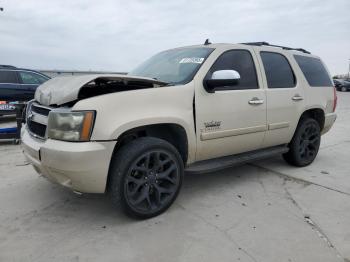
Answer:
[341,86,347,92]
[108,137,184,219]
[283,118,321,167]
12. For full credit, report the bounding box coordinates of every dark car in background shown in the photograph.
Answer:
[0,65,50,101]
[334,78,350,92]
[0,65,50,116]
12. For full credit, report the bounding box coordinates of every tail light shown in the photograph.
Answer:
[332,86,337,112]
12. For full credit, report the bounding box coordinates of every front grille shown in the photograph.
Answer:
[28,120,46,138]
[27,102,52,139]
[31,104,50,116]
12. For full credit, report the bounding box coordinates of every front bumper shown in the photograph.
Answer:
[322,112,337,135]
[21,128,116,193]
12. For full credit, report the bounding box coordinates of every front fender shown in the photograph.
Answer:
[72,83,197,163]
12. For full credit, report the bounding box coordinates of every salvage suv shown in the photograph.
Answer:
[22,41,337,218]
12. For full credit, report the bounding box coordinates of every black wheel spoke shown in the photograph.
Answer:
[146,194,157,210]
[157,165,176,184]
[126,176,143,185]
[309,136,319,145]
[130,186,149,205]
[126,177,145,197]
[144,154,151,169]
[133,166,148,173]
[152,152,161,169]
[155,184,174,194]
[160,158,172,167]
[154,186,163,205]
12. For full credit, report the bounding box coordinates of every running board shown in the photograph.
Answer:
[186,145,289,174]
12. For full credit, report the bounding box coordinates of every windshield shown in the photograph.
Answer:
[129,47,214,85]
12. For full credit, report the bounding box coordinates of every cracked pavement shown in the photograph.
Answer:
[0,92,349,262]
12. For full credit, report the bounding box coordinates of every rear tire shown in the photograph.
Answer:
[283,118,321,167]
[108,137,184,219]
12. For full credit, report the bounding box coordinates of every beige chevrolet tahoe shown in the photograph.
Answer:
[22,42,337,218]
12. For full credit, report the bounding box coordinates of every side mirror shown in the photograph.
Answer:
[204,70,241,93]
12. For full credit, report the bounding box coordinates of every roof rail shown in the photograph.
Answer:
[241,42,311,54]
[0,65,17,69]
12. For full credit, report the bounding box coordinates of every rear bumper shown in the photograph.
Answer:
[21,128,116,193]
[322,113,337,135]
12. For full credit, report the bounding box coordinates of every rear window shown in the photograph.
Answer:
[0,71,18,84]
[294,55,333,87]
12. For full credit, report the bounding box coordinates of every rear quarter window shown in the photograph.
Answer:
[294,55,333,87]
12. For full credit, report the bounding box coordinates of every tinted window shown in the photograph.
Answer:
[294,55,333,87]
[260,52,295,88]
[207,50,259,90]
[19,71,48,84]
[0,71,18,83]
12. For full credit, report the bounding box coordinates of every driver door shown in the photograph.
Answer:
[194,48,267,161]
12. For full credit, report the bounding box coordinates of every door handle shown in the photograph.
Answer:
[292,95,303,101]
[248,97,264,105]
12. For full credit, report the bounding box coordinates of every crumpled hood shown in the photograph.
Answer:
[35,74,168,106]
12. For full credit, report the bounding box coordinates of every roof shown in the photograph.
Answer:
[0,65,17,69]
[183,41,312,55]
[0,66,50,78]
[241,42,310,54]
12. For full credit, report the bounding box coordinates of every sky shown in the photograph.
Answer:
[0,0,349,75]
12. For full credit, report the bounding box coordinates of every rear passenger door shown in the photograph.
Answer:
[256,49,305,147]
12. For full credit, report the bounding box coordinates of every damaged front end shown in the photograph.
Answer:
[35,74,168,106]
[27,74,168,140]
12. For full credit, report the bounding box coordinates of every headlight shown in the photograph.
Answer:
[47,111,95,142]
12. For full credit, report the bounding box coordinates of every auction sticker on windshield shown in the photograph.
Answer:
[179,57,204,64]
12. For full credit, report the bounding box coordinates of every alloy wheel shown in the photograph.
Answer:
[298,122,320,162]
[124,150,180,213]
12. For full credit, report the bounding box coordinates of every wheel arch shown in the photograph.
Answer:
[298,108,325,131]
[112,123,189,165]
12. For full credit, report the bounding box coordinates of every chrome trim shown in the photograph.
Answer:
[31,113,48,125]
[31,103,53,111]
[26,101,53,140]
[248,97,264,105]
[292,95,303,101]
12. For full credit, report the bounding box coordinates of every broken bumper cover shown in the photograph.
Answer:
[322,113,337,135]
[21,128,116,193]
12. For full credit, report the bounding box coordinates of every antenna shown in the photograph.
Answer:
[204,39,211,45]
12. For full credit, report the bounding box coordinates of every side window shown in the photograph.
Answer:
[0,71,19,84]
[294,55,333,87]
[19,71,47,84]
[260,52,296,88]
[207,50,259,90]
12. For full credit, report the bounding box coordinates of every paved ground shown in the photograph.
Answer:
[0,92,349,262]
